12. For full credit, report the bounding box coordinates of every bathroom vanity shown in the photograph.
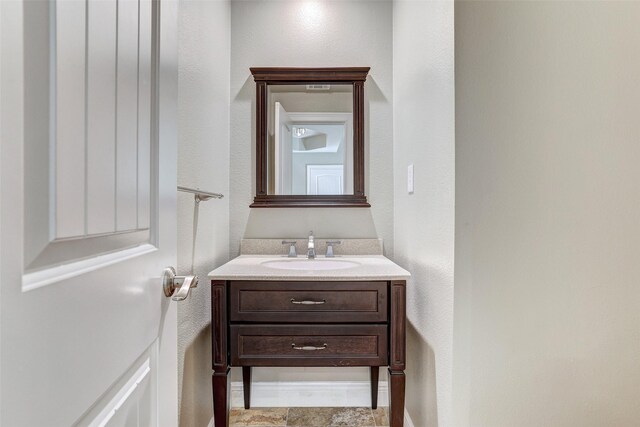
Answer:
[210,67,407,425]
[209,249,410,427]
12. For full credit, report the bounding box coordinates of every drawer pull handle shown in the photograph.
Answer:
[290,298,326,305]
[291,343,328,351]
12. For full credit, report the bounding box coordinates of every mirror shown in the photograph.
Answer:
[250,67,370,207]
[268,85,353,196]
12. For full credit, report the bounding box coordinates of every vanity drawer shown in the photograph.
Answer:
[229,281,388,323]
[230,324,388,367]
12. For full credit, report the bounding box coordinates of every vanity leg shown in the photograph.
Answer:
[243,366,252,409]
[212,370,230,427]
[370,366,379,409]
[388,280,406,427]
[388,370,406,427]
[212,281,230,426]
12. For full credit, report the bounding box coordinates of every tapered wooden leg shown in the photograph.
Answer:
[242,366,252,409]
[388,370,406,427]
[212,281,229,426]
[212,369,230,427]
[370,366,379,409]
[388,281,406,426]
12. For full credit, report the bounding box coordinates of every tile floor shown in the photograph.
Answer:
[229,407,389,427]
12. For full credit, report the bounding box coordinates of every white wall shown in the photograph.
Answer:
[230,0,394,256]
[393,1,455,426]
[229,0,393,388]
[454,2,640,426]
[177,1,230,426]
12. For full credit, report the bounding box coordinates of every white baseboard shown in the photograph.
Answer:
[404,409,415,427]
[230,380,388,407]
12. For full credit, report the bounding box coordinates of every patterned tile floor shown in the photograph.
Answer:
[229,407,390,427]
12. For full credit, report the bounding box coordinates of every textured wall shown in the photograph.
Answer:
[177,1,230,426]
[454,2,640,426]
[229,0,393,387]
[229,0,394,257]
[393,1,455,426]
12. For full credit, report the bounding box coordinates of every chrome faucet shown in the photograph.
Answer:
[307,231,316,259]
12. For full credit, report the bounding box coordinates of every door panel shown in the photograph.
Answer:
[23,0,154,275]
[86,0,117,235]
[306,164,344,195]
[116,0,143,232]
[138,0,153,230]
[55,0,87,239]
[0,0,178,425]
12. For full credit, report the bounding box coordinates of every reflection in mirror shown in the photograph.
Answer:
[267,85,353,195]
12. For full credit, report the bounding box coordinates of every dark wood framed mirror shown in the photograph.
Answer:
[250,67,370,208]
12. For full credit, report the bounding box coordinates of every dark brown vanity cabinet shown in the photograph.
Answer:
[211,280,407,427]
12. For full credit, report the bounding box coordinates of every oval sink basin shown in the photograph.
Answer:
[262,259,360,271]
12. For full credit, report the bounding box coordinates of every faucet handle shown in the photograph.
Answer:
[282,240,297,258]
[325,240,341,258]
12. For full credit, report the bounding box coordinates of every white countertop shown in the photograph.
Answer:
[208,255,410,281]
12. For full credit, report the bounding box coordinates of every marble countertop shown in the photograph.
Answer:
[208,255,410,281]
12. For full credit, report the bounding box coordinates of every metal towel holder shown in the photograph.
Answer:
[177,186,224,274]
[177,186,223,202]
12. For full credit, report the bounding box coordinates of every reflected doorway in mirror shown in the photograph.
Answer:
[274,106,353,196]
[307,164,344,195]
[269,85,353,196]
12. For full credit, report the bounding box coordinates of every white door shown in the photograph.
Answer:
[306,165,344,195]
[274,102,292,195]
[1,0,180,426]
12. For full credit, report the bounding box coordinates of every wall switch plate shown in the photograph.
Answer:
[407,164,414,194]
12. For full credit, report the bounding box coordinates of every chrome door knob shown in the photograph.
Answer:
[162,267,199,301]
